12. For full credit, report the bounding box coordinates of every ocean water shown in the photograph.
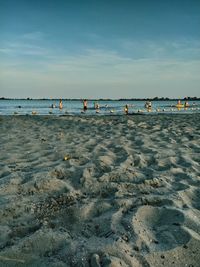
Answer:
[0,99,200,116]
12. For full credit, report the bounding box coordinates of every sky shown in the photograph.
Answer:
[0,0,200,99]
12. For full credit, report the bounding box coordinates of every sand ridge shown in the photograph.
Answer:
[0,114,200,267]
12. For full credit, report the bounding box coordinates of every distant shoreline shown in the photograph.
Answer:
[1,97,200,101]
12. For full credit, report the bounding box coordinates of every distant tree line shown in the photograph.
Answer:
[0,96,200,101]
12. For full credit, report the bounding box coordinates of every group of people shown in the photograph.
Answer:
[56,99,129,114]
[83,100,100,113]
[50,99,63,109]
[58,99,89,112]
[55,99,130,114]
[177,100,189,108]
[52,99,89,112]
[51,99,88,111]
[51,99,190,114]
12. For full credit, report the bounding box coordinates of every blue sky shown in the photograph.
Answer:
[0,0,200,98]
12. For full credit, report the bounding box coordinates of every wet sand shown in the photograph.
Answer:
[0,114,200,267]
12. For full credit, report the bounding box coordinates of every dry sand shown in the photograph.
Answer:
[0,114,200,267]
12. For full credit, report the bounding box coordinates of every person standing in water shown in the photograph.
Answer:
[124,104,129,114]
[83,99,88,112]
[184,101,189,108]
[59,99,63,109]
[95,102,100,113]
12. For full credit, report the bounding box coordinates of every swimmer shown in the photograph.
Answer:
[83,99,88,112]
[145,100,152,109]
[95,102,100,112]
[124,104,129,114]
[51,103,56,108]
[184,101,189,108]
[59,99,63,109]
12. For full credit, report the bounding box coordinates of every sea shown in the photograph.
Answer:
[0,99,200,116]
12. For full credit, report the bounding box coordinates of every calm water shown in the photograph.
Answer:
[0,99,200,116]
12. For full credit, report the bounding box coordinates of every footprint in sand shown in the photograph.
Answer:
[133,206,190,252]
[183,188,200,211]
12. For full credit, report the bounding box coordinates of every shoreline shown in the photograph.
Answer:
[1,112,200,120]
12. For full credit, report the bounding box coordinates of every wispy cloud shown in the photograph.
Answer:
[117,38,200,60]
[44,46,200,72]
[0,31,48,57]
[21,31,45,41]
[1,36,200,98]
[45,49,131,72]
[1,45,200,79]
[0,41,49,56]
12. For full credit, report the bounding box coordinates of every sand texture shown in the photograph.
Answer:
[0,114,200,267]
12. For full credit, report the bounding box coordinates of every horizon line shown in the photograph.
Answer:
[0,97,200,101]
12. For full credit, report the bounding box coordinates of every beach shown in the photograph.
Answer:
[0,114,200,267]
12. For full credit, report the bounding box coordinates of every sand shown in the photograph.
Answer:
[0,114,200,267]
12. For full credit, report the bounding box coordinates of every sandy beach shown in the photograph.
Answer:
[0,114,200,267]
